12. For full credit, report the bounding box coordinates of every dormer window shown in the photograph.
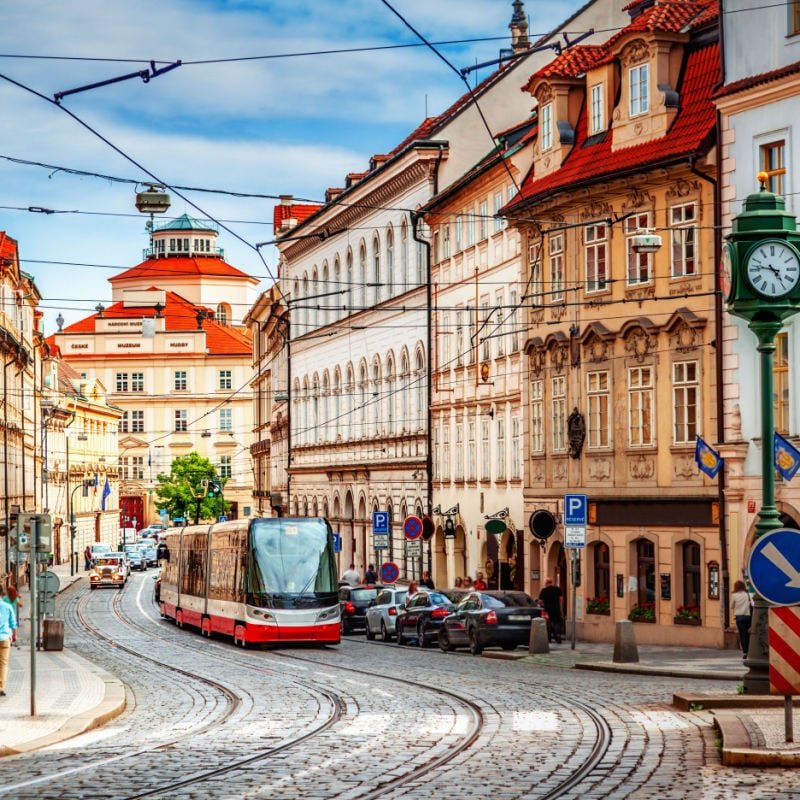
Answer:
[540,102,553,151]
[590,84,604,134]
[629,63,649,116]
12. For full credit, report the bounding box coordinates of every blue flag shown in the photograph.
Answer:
[774,432,800,481]
[101,477,112,511]
[695,436,723,479]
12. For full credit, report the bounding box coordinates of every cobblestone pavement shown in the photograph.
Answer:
[0,575,797,800]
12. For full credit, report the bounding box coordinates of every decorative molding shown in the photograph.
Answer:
[550,304,568,323]
[621,39,650,67]
[674,455,696,480]
[581,199,612,221]
[624,330,656,363]
[621,188,655,212]
[530,347,546,376]
[553,459,568,482]
[588,458,612,481]
[666,178,700,199]
[551,343,569,375]
[629,455,655,480]
[625,284,656,301]
[583,335,610,364]
[536,84,554,104]
[670,321,700,353]
[532,461,545,483]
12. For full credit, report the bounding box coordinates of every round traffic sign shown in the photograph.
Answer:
[404,515,423,541]
[380,561,399,584]
[747,528,800,606]
[40,570,60,597]
[529,510,556,540]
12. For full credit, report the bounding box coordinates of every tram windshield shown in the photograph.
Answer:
[248,518,338,608]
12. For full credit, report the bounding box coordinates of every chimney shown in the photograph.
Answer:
[509,0,530,55]
[279,194,293,206]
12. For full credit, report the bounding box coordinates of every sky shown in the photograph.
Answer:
[0,0,585,332]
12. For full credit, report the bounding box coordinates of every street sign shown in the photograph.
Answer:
[403,515,423,541]
[529,510,556,541]
[372,511,390,535]
[173,517,185,525]
[218,515,228,522]
[485,519,507,535]
[380,562,399,584]
[769,606,800,695]
[332,532,342,553]
[564,494,588,526]
[15,514,52,553]
[373,533,389,550]
[747,528,800,606]
[406,540,422,556]
[564,526,586,548]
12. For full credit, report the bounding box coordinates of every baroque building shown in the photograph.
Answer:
[505,0,725,644]
[52,215,257,530]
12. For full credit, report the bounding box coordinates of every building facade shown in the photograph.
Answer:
[53,215,257,530]
[714,0,800,594]
[505,0,726,645]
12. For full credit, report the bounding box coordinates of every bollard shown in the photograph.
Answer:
[613,619,639,663]
[528,617,550,654]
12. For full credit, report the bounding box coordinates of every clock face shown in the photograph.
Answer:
[720,242,735,301]
[745,240,800,298]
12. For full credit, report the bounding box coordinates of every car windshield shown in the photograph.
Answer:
[427,592,453,606]
[393,591,407,604]
[350,588,379,602]
[95,557,121,567]
[248,518,338,609]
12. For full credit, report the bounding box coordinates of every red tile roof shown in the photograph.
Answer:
[713,58,800,99]
[507,41,719,209]
[110,256,253,283]
[0,232,18,263]
[524,45,608,89]
[273,202,323,232]
[58,289,252,356]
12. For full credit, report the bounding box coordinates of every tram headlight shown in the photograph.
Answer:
[316,606,340,623]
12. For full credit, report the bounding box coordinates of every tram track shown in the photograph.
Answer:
[118,580,615,800]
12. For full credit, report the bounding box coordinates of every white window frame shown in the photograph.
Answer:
[552,376,566,452]
[550,234,564,302]
[479,201,488,241]
[219,407,233,432]
[530,241,542,305]
[174,370,187,392]
[480,418,490,481]
[442,424,450,481]
[219,455,232,479]
[629,63,649,117]
[494,192,504,233]
[628,366,654,447]
[670,202,698,278]
[495,289,505,357]
[586,371,610,448]
[590,83,604,134]
[509,288,520,353]
[468,421,476,481]
[625,212,652,285]
[455,422,464,481]
[511,416,521,480]
[496,417,506,480]
[584,223,608,293]
[673,361,698,444]
[131,372,144,392]
[531,379,544,453]
[174,409,188,432]
[540,102,553,151]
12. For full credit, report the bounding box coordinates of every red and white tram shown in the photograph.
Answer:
[159,517,340,646]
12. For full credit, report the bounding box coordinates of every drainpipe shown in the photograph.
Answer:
[3,355,10,575]
[689,153,730,630]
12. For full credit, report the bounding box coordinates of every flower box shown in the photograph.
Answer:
[586,609,610,616]
[674,616,701,626]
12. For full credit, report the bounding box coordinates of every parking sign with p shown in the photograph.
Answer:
[564,494,588,526]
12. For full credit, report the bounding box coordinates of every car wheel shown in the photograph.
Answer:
[365,620,376,641]
[439,628,454,652]
[340,618,349,636]
[396,622,406,645]
[417,623,429,648]
[468,628,483,656]
[381,621,391,643]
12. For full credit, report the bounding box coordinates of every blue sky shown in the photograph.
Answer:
[0,0,584,331]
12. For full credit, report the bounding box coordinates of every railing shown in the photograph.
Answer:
[142,246,225,260]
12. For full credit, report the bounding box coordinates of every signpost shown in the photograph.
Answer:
[564,494,588,651]
[372,511,390,558]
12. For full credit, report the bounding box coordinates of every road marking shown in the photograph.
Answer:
[136,573,163,626]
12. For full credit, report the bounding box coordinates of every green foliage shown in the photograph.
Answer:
[153,452,227,523]
[688,702,704,712]
[628,603,656,622]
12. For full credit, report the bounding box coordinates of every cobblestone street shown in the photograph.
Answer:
[0,575,796,799]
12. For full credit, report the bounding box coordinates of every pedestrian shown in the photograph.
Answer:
[454,577,464,588]
[156,540,170,562]
[341,563,360,586]
[463,576,473,589]
[0,586,17,697]
[364,563,378,584]
[84,546,92,572]
[2,587,21,646]
[731,579,753,658]
[473,571,487,590]
[539,578,564,643]
[421,570,435,590]
[406,580,419,602]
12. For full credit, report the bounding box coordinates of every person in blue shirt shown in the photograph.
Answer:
[0,585,17,697]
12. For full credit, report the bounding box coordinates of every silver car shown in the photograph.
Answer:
[365,587,408,642]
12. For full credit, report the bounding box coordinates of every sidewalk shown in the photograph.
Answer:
[1,563,126,756]
[486,639,800,767]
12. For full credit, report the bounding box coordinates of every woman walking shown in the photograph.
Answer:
[731,580,752,658]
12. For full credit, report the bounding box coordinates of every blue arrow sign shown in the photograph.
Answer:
[372,511,389,535]
[747,528,800,607]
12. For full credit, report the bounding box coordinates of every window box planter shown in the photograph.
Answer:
[586,597,610,615]
[673,616,701,626]
[628,605,656,623]
[586,609,611,616]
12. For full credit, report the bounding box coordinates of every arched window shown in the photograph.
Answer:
[321,262,329,327]
[292,378,301,444]
[333,256,341,322]
[346,363,355,440]
[301,273,309,334]
[346,249,354,316]
[359,243,367,309]
[359,362,368,438]
[682,540,701,610]
[322,371,330,440]
[415,349,426,431]
[372,235,381,305]
[301,377,309,445]
[372,358,381,436]
[400,352,410,433]
[400,219,409,290]
[386,226,394,295]
[591,542,610,603]
[635,538,656,611]
[312,375,320,437]
[333,369,342,439]
[216,303,230,326]
[311,267,319,330]
[385,354,395,435]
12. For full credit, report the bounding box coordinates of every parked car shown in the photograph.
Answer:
[124,545,147,571]
[139,524,166,538]
[89,543,111,560]
[338,584,383,635]
[438,590,547,655]
[396,589,457,647]
[364,586,408,641]
[89,555,127,589]
[140,545,158,567]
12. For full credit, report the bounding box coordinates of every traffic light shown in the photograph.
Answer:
[207,479,220,498]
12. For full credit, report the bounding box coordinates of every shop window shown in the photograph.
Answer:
[682,540,701,609]
[635,538,656,609]
[592,541,610,601]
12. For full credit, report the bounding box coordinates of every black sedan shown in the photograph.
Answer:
[438,590,546,655]
[339,584,383,634]
[396,590,457,647]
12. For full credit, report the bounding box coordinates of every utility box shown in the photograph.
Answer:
[42,618,64,651]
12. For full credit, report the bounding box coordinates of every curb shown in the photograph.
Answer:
[0,649,126,757]
[575,661,744,681]
[714,711,800,767]
[673,692,800,712]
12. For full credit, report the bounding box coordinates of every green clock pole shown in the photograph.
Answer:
[725,175,800,694]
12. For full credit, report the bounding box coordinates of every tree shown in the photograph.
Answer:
[153,452,226,524]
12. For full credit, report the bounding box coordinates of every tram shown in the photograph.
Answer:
[159,517,340,646]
